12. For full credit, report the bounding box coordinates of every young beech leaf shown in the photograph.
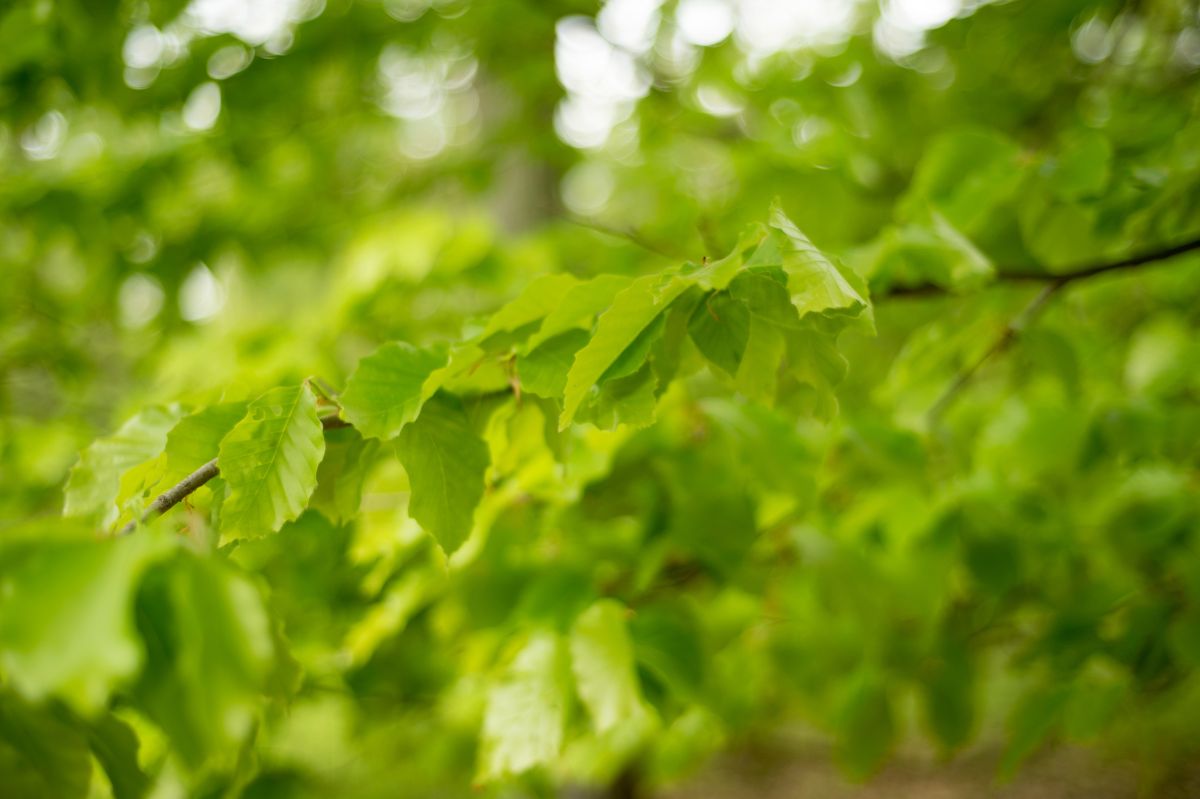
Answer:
[310,427,378,524]
[570,600,644,733]
[64,405,184,528]
[395,393,490,555]
[768,203,871,329]
[479,633,570,780]
[83,713,152,799]
[159,402,248,489]
[0,691,93,799]
[133,552,276,772]
[517,329,590,399]
[527,274,632,350]
[836,671,896,779]
[481,273,579,340]
[340,342,448,440]
[0,531,174,715]
[560,274,690,429]
[687,292,751,377]
[217,385,325,541]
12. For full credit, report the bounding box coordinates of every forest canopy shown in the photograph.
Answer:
[2,0,1200,797]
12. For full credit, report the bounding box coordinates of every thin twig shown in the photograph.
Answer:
[923,235,1200,421]
[884,234,1200,299]
[926,282,1062,422]
[117,414,349,536]
[565,215,688,261]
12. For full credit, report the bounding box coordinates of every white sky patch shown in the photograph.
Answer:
[20,111,67,161]
[561,161,616,216]
[183,82,222,130]
[734,0,857,56]
[119,274,166,329]
[554,14,653,150]
[678,0,735,47]
[597,0,663,55]
[179,263,226,322]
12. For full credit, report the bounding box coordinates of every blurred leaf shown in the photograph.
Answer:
[0,692,91,799]
[133,552,277,772]
[570,600,645,733]
[478,633,570,780]
[0,532,173,714]
[64,406,183,528]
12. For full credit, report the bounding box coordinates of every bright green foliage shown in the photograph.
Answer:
[133,551,277,771]
[394,392,491,554]
[0,692,92,799]
[0,531,172,714]
[217,385,326,541]
[560,273,692,428]
[569,600,645,733]
[64,407,183,528]
[4,0,1200,796]
[479,633,572,780]
[340,342,448,440]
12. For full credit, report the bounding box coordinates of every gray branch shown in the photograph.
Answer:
[117,414,349,536]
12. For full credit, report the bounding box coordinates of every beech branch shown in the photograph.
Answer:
[883,235,1200,299]
[118,236,1200,531]
[924,234,1200,421]
[117,414,349,536]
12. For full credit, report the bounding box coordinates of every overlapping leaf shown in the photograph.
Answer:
[340,342,448,440]
[217,385,325,540]
[395,392,490,554]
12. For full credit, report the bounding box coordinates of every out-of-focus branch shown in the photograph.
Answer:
[923,235,1200,421]
[565,215,690,261]
[884,235,1200,299]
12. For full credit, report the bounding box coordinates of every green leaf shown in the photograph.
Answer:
[84,714,151,799]
[900,127,1025,235]
[688,292,751,377]
[64,406,184,528]
[576,363,659,431]
[0,692,92,799]
[630,604,704,701]
[999,685,1069,778]
[0,532,174,714]
[517,329,590,399]
[836,671,895,779]
[395,393,490,555]
[527,274,632,350]
[133,552,276,772]
[921,646,976,754]
[116,402,248,528]
[734,316,785,403]
[560,274,690,429]
[310,426,379,524]
[570,600,644,733]
[769,203,869,323]
[482,273,579,339]
[340,342,448,440]
[478,633,571,780]
[217,385,326,541]
[159,402,248,488]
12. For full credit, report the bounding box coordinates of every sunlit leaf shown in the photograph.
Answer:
[217,385,325,540]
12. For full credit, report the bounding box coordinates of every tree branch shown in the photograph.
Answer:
[565,215,690,261]
[883,235,1200,299]
[117,414,350,536]
[926,282,1061,423]
[923,235,1200,421]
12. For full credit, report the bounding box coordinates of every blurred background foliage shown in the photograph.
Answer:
[3,0,1200,796]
